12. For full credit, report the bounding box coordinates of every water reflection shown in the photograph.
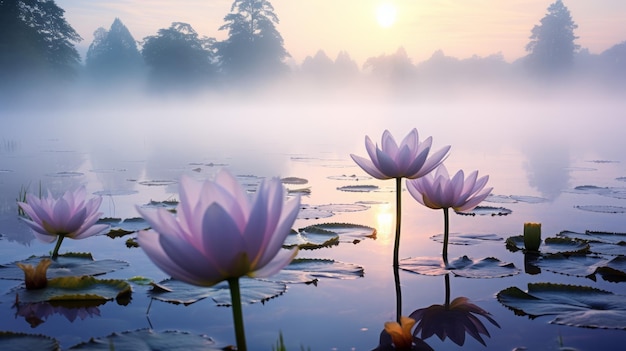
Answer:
[409,274,500,347]
[13,300,103,328]
[521,135,571,200]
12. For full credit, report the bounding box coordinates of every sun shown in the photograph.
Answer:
[376,2,397,28]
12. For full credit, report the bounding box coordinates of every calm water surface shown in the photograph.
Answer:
[1,95,625,350]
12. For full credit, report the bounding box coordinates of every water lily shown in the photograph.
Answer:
[18,187,108,259]
[409,274,499,347]
[523,222,542,251]
[136,170,301,351]
[16,258,52,290]
[385,316,417,350]
[406,165,491,265]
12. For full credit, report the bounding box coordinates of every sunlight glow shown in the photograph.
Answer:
[376,2,397,28]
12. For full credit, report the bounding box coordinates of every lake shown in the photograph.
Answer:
[1,91,625,350]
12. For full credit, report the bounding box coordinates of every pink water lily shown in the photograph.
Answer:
[136,170,300,286]
[350,128,450,180]
[137,170,300,350]
[406,164,492,265]
[406,164,492,212]
[18,187,108,258]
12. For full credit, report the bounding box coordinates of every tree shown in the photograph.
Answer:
[215,0,289,82]
[85,18,144,81]
[0,0,82,87]
[141,22,216,91]
[525,0,579,74]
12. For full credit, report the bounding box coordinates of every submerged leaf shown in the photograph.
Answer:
[68,329,221,350]
[497,282,626,329]
[148,278,286,306]
[0,253,129,280]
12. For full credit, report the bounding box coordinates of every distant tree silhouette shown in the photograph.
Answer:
[363,47,414,85]
[141,22,216,91]
[0,0,81,88]
[300,50,359,86]
[525,0,579,74]
[85,18,144,81]
[215,0,289,82]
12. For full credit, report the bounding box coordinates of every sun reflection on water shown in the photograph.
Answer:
[375,203,394,245]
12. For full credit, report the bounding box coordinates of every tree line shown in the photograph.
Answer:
[1,0,625,96]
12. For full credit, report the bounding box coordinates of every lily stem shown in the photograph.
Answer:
[393,265,402,323]
[444,273,451,308]
[228,277,247,351]
[442,207,450,267]
[51,234,66,260]
[393,177,402,268]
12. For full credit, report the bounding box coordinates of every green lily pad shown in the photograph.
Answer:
[0,253,129,280]
[297,204,334,220]
[268,258,365,284]
[316,203,370,213]
[497,282,626,329]
[505,235,590,255]
[68,329,222,350]
[99,217,149,238]
[283,229,339,250]
[14,275,131,303]
[298,222,376,244]
[430,233,502,245]
[533,253,608,280]
[0,331,60,351]
[400,256,520,278]
[336,184,379,192]
[574,205,626,214]
[455,206,512,216]
[148,277,286,306]
[281,176,308,185]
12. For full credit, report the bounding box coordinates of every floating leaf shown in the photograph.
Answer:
[68,329,221,350]
[14,276,131,303]
[497,282,626,329]
[533,254,607,279]
[148,278,286,306]
[484,194,518,204]
[0,331,60,351]
[327,174,372,181]
[505,235,590,255]
[283,229,338,250]
[316,203,370,213]
[430,233,502,245]
[268,258,365,284]
[455,206,512,216]
[92,189,138,196]
[281,177,308,185]
[558,230,626,245]
[400,256,520,278]
[299,222,376,244]
[297,204,333,220]
[574,205,626,214]
[46,171,83,178]
[570,185,626,199]
[138,180,177,186]
[0,253,129,280]
[141,200,179,210]
[596,256,626,282]
[509,195,549,203]
[336,184,379,192]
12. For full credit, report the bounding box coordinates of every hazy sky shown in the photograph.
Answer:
[55,0,626,65]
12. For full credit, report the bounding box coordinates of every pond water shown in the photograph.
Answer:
[1,93,625,350]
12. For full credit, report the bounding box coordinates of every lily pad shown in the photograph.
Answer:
[455,206,512,216]
[0,253,129,280]
[148,277,286,306]
[14,276,131,303]
[141,200,179,210]
[558,230,626,245]
[505,235,590,255]
[138,179,177,187]
[281,176,308,185]
[497,282,626,329]
[46,171,83,178]
[595,256,626,282]
[336,184,379,192]
[400,256,520,278]
[316,203,370,213]
[297,204,334,220]
[327,174,372,181]
[268,258,365,284]
[533,253,608,280]
[0,331,60,351]
[570,185,626,199]
[509,195,549,203]
[484,194,518,204]
[430,233,502,245]
[68,329,221,350]
[299,222,376,243]
[574,205,626,214]
[283,229,339,250]
[92,189,138,196]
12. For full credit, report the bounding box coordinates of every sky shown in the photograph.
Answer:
[55,0,626,66]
